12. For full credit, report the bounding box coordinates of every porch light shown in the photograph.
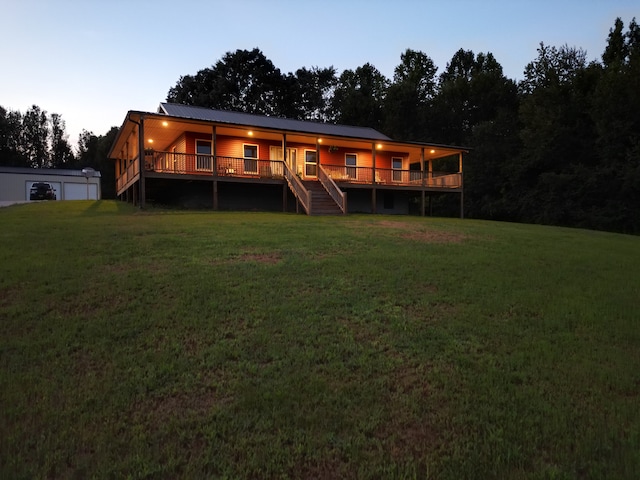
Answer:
[248,131,254,136]
[376,143,383,150]
[148,139,154,144]
[162,121,169,127]
[318,138,323,143]
[430,149,435,154]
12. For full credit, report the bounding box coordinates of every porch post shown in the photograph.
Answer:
[459,152,464,219]
[212,125,218,210]
[137,117,146,209]
[282,133,288,212]
[283,184,288,212]
[282,133,287,163]
[420,147,425,217]
[371,143,377,214]
[212,125,217,175]
[315,137,320,177]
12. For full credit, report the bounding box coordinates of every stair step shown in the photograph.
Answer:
[294,180,344,215]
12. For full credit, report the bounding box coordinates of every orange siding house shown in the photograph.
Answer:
[108,103,468,216]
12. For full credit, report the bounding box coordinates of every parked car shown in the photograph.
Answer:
[30,182,56,201]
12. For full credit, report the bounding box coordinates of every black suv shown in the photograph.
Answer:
[30,182,56,201]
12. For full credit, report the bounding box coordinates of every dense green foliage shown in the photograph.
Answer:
[1,201,639,478]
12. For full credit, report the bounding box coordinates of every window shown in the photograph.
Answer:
[244,144,258,174]
[345,153,357,179]
[196,140,212,170]
[305,150,317,177]
[392,157,403,182]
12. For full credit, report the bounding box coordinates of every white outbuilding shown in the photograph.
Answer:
[0,166,101,204]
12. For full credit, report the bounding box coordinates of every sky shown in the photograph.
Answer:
[2,0,638,147]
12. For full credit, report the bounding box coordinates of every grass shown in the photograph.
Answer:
[1,200,639,479]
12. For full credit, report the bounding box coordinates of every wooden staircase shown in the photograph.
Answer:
[303,181,344,215]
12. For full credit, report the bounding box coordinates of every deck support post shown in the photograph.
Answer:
[213,180,218,210]
[137,117,146,209]
[421,190,426,217]
[282,184,288,212]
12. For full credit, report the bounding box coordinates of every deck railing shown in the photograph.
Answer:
[318,165,347,214]
[131,151,462,189]
[323,164,462,188]
[116,155,141,192]
[283,162,311,214]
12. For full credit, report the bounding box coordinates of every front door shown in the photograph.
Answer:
[304,150,317,178]
[270,146,297,175]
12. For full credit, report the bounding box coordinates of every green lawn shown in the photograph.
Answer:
[1,201,639,479]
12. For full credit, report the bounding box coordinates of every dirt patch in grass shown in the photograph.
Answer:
[349,220,468,244]
[401,230,467,243]
[212,250,283,265]
[0,286,20,308]
[372,361,444,462]
[238,252,282,264]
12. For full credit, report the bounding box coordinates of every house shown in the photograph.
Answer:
[0,166,101,204]
[108,103,467,216]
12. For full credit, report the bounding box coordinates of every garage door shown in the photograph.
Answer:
[64,183,98,200]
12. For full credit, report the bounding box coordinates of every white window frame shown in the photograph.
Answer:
[304,149,317,177]
[243,143,259,174]
[196,140,212,171]
[392,156,403,182]
[345,153,357,179]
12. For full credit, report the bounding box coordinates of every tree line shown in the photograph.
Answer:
[1,17,637,233]
[0,105,118,198]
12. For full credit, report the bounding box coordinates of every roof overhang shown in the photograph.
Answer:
[108,106,469,161]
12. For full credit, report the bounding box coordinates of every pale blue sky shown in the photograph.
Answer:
[2,0,637,146]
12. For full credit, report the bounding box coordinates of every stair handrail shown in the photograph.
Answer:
[283,162,312,214]
[318,165,347,214]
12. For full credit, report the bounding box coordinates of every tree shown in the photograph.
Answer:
[515,43,598,227]
[432,49,520,220]
[50,113,75,168]
[20,105,50,168]
[292,66,337,122]
[0,106,26,167]
[588,17,640,232]
[167,48,290,117]
[77,127,119,199]
[384,49,437,140]
[602,18,628,70]
[331,63,389,129]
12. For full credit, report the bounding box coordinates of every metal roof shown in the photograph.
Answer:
[0,166,101,177]
[158,103,392,141]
